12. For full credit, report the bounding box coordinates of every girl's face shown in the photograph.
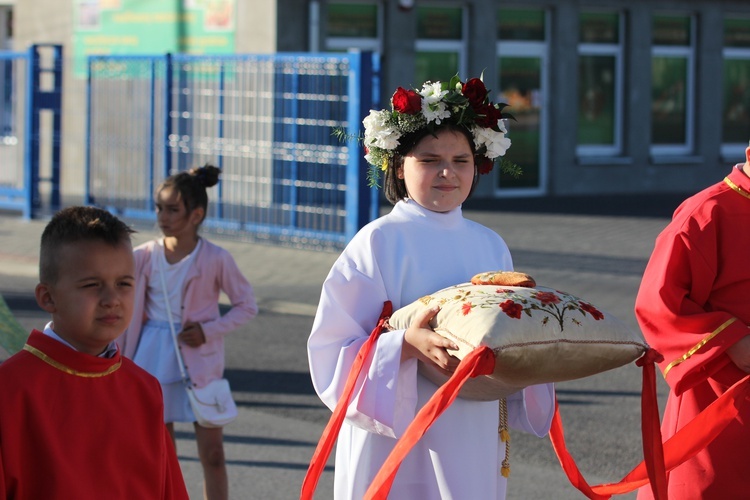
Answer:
[397,129,475,213]
[155,186,203,239]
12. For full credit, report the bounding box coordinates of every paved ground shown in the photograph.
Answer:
[0,193,688,499]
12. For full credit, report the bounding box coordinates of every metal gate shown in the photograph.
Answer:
[85,51,378,249]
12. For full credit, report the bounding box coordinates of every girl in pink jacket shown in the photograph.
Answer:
[118,164,257,500]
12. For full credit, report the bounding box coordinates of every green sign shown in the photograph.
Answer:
[73,0,235,76]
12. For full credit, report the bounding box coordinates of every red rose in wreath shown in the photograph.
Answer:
[462,78,488,108]
[477,157,494,175]
[392,87,422,115]
[475,103,502,129]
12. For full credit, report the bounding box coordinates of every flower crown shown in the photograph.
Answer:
[362,75,514,186]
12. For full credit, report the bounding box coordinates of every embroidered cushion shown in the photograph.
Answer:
[388,282,648,400]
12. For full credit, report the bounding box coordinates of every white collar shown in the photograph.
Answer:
[42,322,118,358]
[395,198,464,228]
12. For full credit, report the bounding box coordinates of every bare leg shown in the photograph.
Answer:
[194,423,228,500]
[166,422,176,450]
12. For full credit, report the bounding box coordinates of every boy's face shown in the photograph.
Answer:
[35,239,135,356]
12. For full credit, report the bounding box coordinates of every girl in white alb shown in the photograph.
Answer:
[307,77,555,499]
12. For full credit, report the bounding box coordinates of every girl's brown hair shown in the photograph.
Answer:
[157,164,221,223]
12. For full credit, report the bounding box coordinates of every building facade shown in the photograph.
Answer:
[11,0,750,198]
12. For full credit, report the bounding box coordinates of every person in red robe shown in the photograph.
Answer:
[635,144,750,499]
[0,206,188,500]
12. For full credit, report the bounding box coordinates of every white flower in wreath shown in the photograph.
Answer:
[419,81,451,124]
[472,123,512,159]
[364,150,377,166]
[363,109,401,150]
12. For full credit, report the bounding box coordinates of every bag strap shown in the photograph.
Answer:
[363,346,496,500]
[157,250,190,384]
[300,301,393,500]
[549,349,750,499]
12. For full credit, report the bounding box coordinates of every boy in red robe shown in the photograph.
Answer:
[635,144,750,499]
[0,206,188,499]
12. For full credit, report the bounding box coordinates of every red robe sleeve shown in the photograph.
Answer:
[635,210,749,396]
[0,442,5,500]
[162,424,188,500]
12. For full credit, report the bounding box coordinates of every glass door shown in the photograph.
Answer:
[497,48,547,195]
[496,8,548,196]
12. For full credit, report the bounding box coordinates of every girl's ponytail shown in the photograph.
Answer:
[189,164,221,189]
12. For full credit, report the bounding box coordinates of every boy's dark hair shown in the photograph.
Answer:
[382,122,481,205]
[157,164,221,223]
[39,206,135,284]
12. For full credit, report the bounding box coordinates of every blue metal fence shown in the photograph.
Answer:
[84,51,379,249]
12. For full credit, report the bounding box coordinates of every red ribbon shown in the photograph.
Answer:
[300,301,393,500]
[303,328,750,499]
[364,346,497,499]
[549,348,750,499]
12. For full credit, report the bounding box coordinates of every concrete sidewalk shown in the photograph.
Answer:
[0,201,676,499]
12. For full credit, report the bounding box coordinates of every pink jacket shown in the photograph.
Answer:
[118,238,258,388]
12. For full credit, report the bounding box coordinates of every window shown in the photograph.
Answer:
[577,11,623,156]
[651,14,695,156]
[496,8,548,194]
[324,1,381,53]
[722,16,750,157]
[415,5,466,85]
[497,8,545,42]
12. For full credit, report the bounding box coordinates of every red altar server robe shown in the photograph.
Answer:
[635,166,750,499]
[0,330,188,500]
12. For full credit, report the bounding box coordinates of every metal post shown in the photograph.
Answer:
[84,56,93,205]
[163,53,173,179]
[49,45,62,210]
[289,65,299,230]
[23,43,63,218]
[147,57,157,213]
[344,50,375,242]
[217,60,225,219]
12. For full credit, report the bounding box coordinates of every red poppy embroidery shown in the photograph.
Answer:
[434,285,606,333]
[500,300,523,319]
[534,291,561,305]
[579,302,604,320]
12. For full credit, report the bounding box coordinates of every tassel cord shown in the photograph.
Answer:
[499,398,511,478]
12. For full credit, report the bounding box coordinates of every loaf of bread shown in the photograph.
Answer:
[470,271,536,288]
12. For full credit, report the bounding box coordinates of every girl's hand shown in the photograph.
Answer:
[401,306,460,375]
[178,321,206,347]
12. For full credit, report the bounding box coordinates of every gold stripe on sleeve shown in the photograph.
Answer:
[662,317,737,378]
[23,344,121,377]
[724,177,750,200]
